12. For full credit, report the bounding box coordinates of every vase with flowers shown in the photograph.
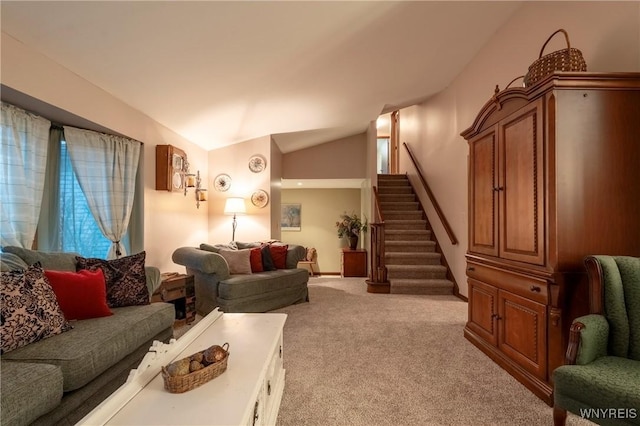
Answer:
[336,212,368,250]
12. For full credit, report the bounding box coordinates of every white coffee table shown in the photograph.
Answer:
[78,309,287,425]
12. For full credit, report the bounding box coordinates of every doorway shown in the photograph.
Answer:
[376,110,399,174]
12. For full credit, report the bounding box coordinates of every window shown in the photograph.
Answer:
[2,102,142,258]
[58,140,115,258]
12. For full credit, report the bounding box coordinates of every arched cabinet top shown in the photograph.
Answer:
[460,72,640,140]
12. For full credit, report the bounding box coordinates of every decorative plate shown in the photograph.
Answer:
[251,189,269,208]
[214,174,232,192]
[248,155,266,173]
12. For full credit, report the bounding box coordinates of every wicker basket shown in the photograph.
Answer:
[161,343,230,393]
[524,29,586,87]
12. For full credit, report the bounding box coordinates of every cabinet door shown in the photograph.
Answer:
[498,290,547,380]
[498,100,545,265]
[467,278,498,346]
[468,127,499,257]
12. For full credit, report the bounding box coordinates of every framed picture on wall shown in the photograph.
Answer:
[281,204,301,231]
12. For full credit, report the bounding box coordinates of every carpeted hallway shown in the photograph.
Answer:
[273,277,591,426]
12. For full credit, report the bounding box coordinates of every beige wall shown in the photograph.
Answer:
[282,188,364,274]
[207,136,273,244]
[1,32,209,273]
[398,1,640,298]
[282,132,367,179]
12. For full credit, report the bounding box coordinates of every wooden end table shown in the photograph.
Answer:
[341,248,367,277]
[152,273,195,327]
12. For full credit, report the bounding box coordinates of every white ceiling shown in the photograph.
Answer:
[1,1,522,153]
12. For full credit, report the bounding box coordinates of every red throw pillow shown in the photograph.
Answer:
[250,247,264,273]
[269,245,288,269]
[45,269,113,320]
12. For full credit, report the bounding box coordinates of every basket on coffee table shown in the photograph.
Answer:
[161,342,230,393]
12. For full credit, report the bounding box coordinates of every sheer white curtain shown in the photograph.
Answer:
[0,103,51,247]
[63,126,141,259]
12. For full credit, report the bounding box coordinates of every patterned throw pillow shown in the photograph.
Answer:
[0,263,72,354]
[76,251,149,308]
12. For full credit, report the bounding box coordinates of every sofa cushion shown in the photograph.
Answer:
[269,244,288,269]
[284,244,307,269]
[200,243,237,253]
[76,252,149,308]
[1,302,175,392]
[0,252,28,272]
[45,269,113,320]
[2,246,78,271]
[250,247,264,273]
[554,356,640,413]
[1,264,72,354]
[261,245,276,271]
[218,268,309,300]
[235,241,262,250]
[218,249,252,275]
[0,360,64,426]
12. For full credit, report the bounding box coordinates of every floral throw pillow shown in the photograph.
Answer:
[76,251,149,308]
[0,263,72,354]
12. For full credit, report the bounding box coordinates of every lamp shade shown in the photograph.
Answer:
[224,197,246,215]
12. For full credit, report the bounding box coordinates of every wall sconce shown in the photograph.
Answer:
[224,197,246,242]
[183,162,207,208]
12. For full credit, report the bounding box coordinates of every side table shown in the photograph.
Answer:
[341,248,367,277]
[151,273,195,327]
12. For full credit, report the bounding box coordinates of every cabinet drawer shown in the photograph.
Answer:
[466,262,548,304]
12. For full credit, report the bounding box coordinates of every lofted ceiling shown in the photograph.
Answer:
[1,1,522,153]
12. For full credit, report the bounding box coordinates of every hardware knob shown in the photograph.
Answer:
[467,267,475,272]
[267,380,272,396]
[530,285,541,292]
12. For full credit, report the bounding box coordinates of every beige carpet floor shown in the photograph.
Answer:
[268,276,592,426]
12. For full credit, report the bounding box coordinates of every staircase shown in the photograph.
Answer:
[377,174,454,295]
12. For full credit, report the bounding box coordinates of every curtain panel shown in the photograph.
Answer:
[0,103,51,248]
[63,126,141,259]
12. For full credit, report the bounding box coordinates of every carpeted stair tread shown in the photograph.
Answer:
[382,211,424,220]
[378,179,410,186]
[378,194,416,202]
[386,252,442,265]
[389,278,454,295]
[378,187,413,195]
[385,230,432,241]
[384,219,427,226]
[387,264,447,279]
[385,240,436,252]
[380,202,419,211]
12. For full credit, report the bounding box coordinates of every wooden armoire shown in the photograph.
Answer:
[460,72,640,405]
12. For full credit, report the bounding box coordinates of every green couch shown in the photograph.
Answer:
[553,255,640,426]
[0,248,175,426]
[172,241,309,315]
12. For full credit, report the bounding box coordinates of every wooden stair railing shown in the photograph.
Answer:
[403,142,458,245]
[366,185,390,293]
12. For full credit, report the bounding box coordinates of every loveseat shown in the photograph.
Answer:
[0,247,175,426]
[172,241,309,315]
